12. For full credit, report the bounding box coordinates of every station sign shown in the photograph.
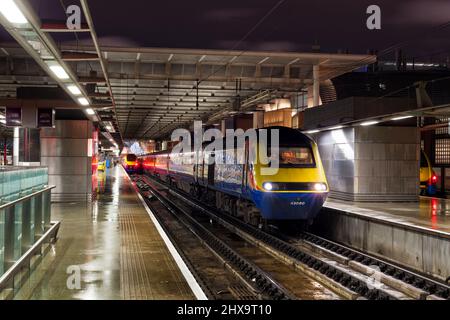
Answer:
[37,108,55,128]
[5,107,22,127]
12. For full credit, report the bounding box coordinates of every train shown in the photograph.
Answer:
[122,153,142,174]
[420,149,437,196]
[138,126,328,225]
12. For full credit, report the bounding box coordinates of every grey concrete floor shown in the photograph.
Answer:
[13,166,195,300]
[326,196,450,233]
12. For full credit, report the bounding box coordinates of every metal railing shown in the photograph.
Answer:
[0,185,59,295]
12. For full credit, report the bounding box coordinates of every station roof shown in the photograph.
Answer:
[0,44,375,139]
[0,1,375,142]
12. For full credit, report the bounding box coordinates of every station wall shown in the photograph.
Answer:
[315,126,420,201]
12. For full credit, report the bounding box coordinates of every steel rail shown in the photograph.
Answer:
[134,177,294,300]
[140,175,405,300]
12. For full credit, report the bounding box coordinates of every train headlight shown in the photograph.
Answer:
[263,182,273,191]
[313,183,327,191]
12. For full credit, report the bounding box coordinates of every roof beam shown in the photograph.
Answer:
[61,51,100,61]
[40,21,90,32]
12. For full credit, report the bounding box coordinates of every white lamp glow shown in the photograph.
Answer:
[361,121,378,127]
[391,115,413,121]
[78,97,89,106]
[360,120,379,126]
[0,0,28,24]
[49,65,69,79]
[67,85,82,95]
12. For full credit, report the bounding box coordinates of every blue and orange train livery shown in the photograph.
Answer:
[139,127,328,225]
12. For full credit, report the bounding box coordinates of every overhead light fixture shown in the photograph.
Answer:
[67,85,82,95]
[360,120,379,126]
[0,119,5,124]
[391,115,413,121]
[78,97,89,106]
[106,125,113,131]
[0,114,5,119]
[306,129,320,134]
[0,0,28,24]
[49,64,69,80]
[85,108,95,115]
[329,125,343,131]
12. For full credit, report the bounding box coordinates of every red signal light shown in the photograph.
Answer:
[430,175,437,185]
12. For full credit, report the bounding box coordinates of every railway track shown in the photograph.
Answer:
[131,175,296,300]
[291,232,450,300]
[132,175,343,300]
[133,174,450,300]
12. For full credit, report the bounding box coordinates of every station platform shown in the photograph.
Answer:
[324,197,450,235]
[13,166,200,300]
[314,197,450,282]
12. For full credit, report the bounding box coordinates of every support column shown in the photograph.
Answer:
[40,120,94,202]
[253,111,264,129]
[13,127,41,166]
[313,65,320,107]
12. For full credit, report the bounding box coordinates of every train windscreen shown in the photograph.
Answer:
[126,154,137,162]
[279,147,315,167]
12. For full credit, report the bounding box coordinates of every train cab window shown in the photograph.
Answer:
[126,154,137,162]
[279,147,315,167]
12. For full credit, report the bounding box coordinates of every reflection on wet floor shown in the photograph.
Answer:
[326,196,450,233]
[14,166,194,300]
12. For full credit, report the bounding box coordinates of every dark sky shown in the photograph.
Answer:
[3,0,450,61]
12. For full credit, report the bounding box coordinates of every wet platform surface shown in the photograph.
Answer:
[325,196,450,235]
[14,166,195,300]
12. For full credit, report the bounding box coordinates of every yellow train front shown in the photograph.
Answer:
[252,129,328,221]
[140,126,328,224]
[420,149,437,196]
[122,153,142,174]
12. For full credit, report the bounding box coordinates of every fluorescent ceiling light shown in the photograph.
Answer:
[391,115,413,121]
[306,129,320,134]
[0,119,5,124]
[67,85,82,95]
[329,125,343,131]
[0,0,28,24]
[360,120,379,126]
[49,65,69,80]
[0,114,5,119]
[78,97,89,106]
[85,108,95,115]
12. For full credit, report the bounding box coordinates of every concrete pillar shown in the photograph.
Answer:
[253,111,264,129]
[221,119,226,136]
[315,126,420,202]
[13,127,19,166]
[40,120,94,202]
[313,65,320,107]
[13,127,41,166]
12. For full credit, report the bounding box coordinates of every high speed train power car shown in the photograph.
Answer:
[139,126,328,225]
[122,153,142,174]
